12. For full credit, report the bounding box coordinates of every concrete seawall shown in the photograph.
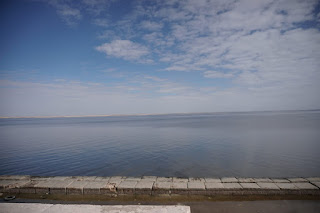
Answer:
[1,175,320,196]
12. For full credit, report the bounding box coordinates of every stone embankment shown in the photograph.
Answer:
[1,175,319,196]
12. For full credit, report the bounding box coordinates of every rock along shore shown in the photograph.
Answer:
[1,175,320,196]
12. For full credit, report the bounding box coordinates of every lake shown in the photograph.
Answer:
[0,110,319,178]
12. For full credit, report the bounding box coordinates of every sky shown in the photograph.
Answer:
[0,0,320,116]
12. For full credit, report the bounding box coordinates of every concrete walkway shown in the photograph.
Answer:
[1,201,320,213]
[1,175,319,196]
[0,203,191,213]
[189,200,320,213]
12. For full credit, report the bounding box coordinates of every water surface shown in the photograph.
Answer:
[0,110,319,177]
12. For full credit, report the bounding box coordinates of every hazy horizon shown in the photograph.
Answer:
[1,0,320,116]
[1,108,319,119]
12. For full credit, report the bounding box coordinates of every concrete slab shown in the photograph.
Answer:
[46,204,101,213]
[152,182,171,195]
[124,177,141,181]
[153,181,172,189]
[34,180,73,188]
[0,203,191,213]
[49,176,72,181]
[173,178,188,183]
[117,181,138,189]
[66,181,89,194]
[0,180,20,187]
[101,183,118,194]
[257,182,280,190]
[172,182,188,189]
[109,176,124,182]
[84,181,108,188]
[107,179,122,186]
[172,182,188,195]
[0,180,30,189]
[94,176,110,181]
[312,182,320,188]
[134,181,154,195]
[100,205,191,213]
[0,180,30,193]
[221,177,238,183]
[83,181,107,194]
[288,178,308,182]
[135,181,154,190]
[19,180,42,194]
[272,178,290,183]
[240,183,260,189]
[204,178,221,183]
[188,182,205,190]
[73,176,97,181]
[205,182,224,189]
[157,177,172,182]
[253,178,272,182]
[306,177,320,182]
[275,183,298,190]
[222,183,242,189]
[0,175,30,180]
[188,178,205,182]
[293,182,319,190]
[34,180,74,194]
[31,177,53,181]
[238,178,255,183]
[0,203,53,213]
[142,176,157,181]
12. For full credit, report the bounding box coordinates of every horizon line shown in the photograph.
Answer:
[0,109,319,119]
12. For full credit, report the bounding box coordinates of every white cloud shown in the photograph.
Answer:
[131,0,320,92]
[143,75,166,82]
[93,18,109,27]
[82,0,116,15]
[204,71,235,79]
[45,0,82,26]
[95,40,149,61]
[164,65,203,72]
[140,21,163,31]
[41,0,117,25]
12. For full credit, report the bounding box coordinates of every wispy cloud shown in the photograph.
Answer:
[93,18,109,27]
[45,0,82,26]
[140,21,163,31]
[95,40,150,62]
[40,0,116,25]
[204,71,235,79]
[114,0,320,91]
[143,75,166,82]
[82,0,116,15]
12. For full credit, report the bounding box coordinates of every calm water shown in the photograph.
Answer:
[0,110,320,178]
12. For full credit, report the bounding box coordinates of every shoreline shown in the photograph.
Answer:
[1,175,319,198]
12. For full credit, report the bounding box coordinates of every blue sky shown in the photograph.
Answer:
[1,0,320,116]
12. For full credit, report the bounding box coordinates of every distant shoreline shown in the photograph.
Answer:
[0,109,319,119]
